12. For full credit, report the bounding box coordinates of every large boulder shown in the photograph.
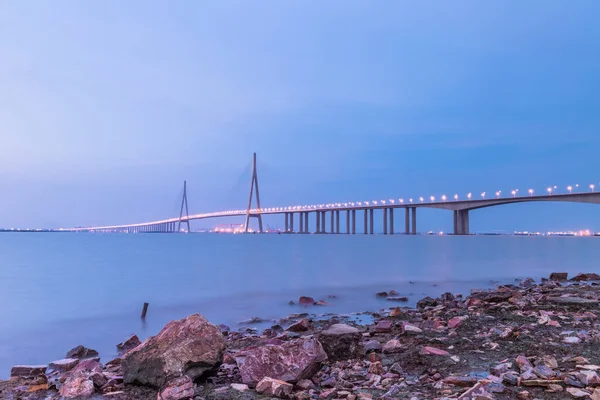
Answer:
[318,324,362,361]
[235,338,327,387]
[59,375,95,398]
[122,314,225,388]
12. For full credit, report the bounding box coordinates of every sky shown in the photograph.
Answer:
[1,1,599,232]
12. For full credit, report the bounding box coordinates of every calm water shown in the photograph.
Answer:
[1,233,599,377]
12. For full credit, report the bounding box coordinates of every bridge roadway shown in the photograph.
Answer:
[69,191,600,235]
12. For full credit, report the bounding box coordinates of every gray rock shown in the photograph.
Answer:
[318,324,362,361]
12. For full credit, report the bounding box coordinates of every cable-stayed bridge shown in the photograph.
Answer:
[67,153,600,235]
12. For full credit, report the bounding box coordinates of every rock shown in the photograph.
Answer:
[440,292,455,302]
[368,361,384,375]
[256,377,293,398]
[376,292,389,297]
[519,277,535,287]
[401,323,422,334]
[368,352,381,362]
[59,376,95,398]
[66,345,99,360]
[457,382,494,399]
[420,346,449,356]
[448,316,467,329]
[317,324,362,361]
[444,376,477,387]
[231,383,249,392]
[416,296,437,309]
[116,334,141,354]
[375,320,392,333]
[362,339,382,352]
[578,370,600,386]
[298,296,315,305]
[550,272,568,281]
[158,375,194,400]
[533,365,555,379]
[296,379,315,390]
[89,371,107,388]
[48,358,79,373]
[515,356,533,372]
[287,318,311,332]
[382,339,402,354]
[548,297,597,305]
[387,296,408,302]
[564,336,581,344]
[10,365,47,378]
[235,338,327,387]
[122,313,225,388]
[571,273,600,281]
[389,307,403,317]
[566,387,591,398]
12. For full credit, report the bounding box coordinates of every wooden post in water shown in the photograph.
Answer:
[141,302,149,319]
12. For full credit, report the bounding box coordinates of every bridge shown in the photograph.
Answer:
[68,153,600,235]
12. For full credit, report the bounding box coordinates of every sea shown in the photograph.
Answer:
[0,232,599,377]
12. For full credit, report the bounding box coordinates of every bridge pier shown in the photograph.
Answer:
[329,211,334,234]
[369,209,374,234]
[383,208,388,234]
[290,213,295,233]
[304,212,309,233]
[346,210,350,234]
[284,213,289,232]
[299,212,304,232]
[363,209,368,234]
[390,208,394,235]
[411,207,417,235]
[352,210,356,234]
[315,212,320,233]
[335,210,340,234]
[454,209,470,235]
[404,208,409,234]
[321,211,326,233]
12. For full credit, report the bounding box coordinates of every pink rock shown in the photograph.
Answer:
[235,338,327,387]
[420,346,450,356]
[375,320,392,333]
[10,365,47,378]
[59,376,95,399]
[382,339,403,354]
[49,358,79,373]
[123,314,225,388]
[448,316,467,329]
[256,377,293,398]
[287,319,311,332]
[515,355,533,372]
[158,375,194,400]
[117,334,142,355]
[299,296,315,305]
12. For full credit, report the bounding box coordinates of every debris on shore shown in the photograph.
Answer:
[3,272,600,399]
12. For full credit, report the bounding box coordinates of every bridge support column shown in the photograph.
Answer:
[321,211,326,233]
[369,209,374,234]
[383,208,388,235]
[335,210,340,234]
[411,207,417,235]
[330,211,334,234]
[304,212,309,233]
[405,208,409,234]
[316,212,321,233]
[346,210,350,234]
[454,209,470,235]
[299,212,304,232]
[352,210,356,234]
[285,213,289,232]
[363,210,368,234]
[290,213,294,233]
[390,208,394,234]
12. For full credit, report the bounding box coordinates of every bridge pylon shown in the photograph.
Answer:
[177,180,191,233]
[245,152,263,233]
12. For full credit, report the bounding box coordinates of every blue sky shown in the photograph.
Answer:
[1,1,599,232]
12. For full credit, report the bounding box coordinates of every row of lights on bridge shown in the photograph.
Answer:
[248,183,597,213]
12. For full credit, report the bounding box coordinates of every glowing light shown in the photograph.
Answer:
[567,186,572,193]
[441,195,447,201]
[547,187,552,195]
[430,196,435,202]
[591,184,596,192]
[467,193,472,199]
[529,189,534,196]
[454,194,458,200]
[481,192,486,199]
[419,197,424,202]
[511,190,516,197]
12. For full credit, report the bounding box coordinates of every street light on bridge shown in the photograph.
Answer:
[467,193,472,200]
[567,186,573,194]
[430,196,435,202]
[419,197,424,203]
[591,184,596,192]
[454,194,458,200]
[529,189,534,196]
[481,192,486,199]
[547,187,553,195]
[441,195,447,201]
[511,190,517,198]
[496,191,501,198]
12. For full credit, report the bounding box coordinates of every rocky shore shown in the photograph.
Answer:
[3,272,600,399]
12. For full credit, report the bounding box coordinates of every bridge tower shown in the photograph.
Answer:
[177,180,191,233]
[245,152,263,233]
